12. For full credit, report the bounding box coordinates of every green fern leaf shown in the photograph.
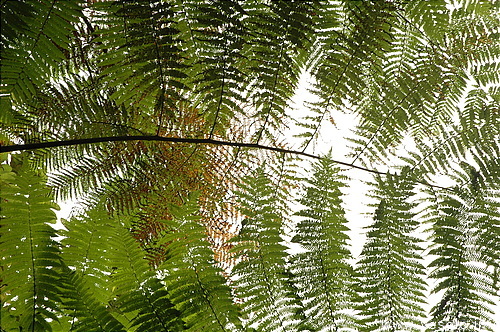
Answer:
[0,156,63,331]
[231,165,302,331]
[0,0,82,105]
[57,204,128,329]
[427,163,498,331]
[290,155,358,330]
[93,0,188,113]
[159,193,241,331]
[57,268,127,332]
[355,169,427,331]
[107,224,185,331]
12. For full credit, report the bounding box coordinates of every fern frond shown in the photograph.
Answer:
[59,206,116,296]
[179,0,248,137]
[231,165,302,331]
[58,203,185,331]
[355,168,427,331]
[0,155,62,331]
[298,0,398,149]
[48,147,135,203]
[347,1,500,166]
[426,163,498,331]
[159,193,242,331]
[402,1,448,43]
[402,88,499,183]
[93,0,188,113]
[241,0,317,143]
[57,268,127,332]
[32,75,146,142]
[290,155,357,330]
[108,224,185,331]
[57,204,127,329]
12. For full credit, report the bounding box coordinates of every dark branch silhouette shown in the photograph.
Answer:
[0,135,452,190]
[1,135,383,172]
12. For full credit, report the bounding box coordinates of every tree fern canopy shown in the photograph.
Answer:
[1,1,499,331]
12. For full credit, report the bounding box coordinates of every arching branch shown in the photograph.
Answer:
[0,135,452,190]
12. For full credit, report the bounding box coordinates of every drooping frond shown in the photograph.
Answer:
[355,168,427,331]
[159,193,241,331]
[231,165,301,331]
[290,154,357,331]
[298,0,398,149]
[58,203,185,331]
[0,155,62,331]
[426,163,498,331]
[242,0,317,143]
[179,0,248,137]
[346,1,499,169]
[403,87,499,186]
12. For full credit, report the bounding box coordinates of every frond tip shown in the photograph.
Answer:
[231,165,302,331]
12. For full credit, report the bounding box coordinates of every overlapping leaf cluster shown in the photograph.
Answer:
[1,0,499,331]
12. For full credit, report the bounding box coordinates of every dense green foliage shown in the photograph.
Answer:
[1,1,499,331]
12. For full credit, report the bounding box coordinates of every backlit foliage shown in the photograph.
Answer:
[1,1,499,331]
